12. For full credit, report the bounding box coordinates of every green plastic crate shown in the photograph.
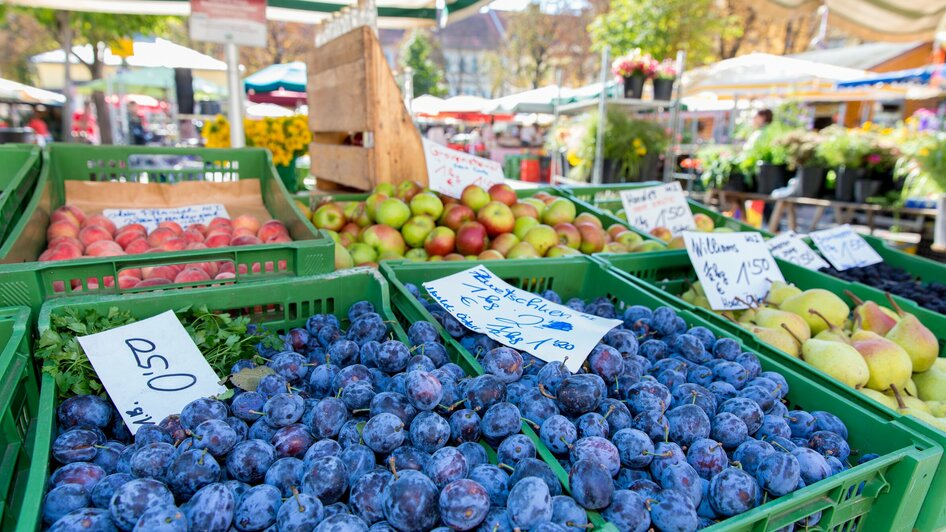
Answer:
[0,306,37,531]
[380,256,941,532]
[0,145,42,248]
[558,183,767,234]
[597,249,946,531]
[0,145,333,317]
[18,269,534,531]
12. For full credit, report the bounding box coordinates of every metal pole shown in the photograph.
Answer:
[226,42,245,148]
[404,67,414,116]
[59,11,74,142]
[552,68,564,180]
[591,45,609,185]
[665,50,685,183]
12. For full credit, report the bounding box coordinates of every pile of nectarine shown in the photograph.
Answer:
[40,205,293,288]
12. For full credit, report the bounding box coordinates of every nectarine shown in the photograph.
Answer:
[81,215,116,235]
[47,221,80,241]
[78,225,113,247]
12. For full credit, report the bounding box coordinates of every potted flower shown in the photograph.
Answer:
[611,49,656,100]
[652,60,677,101]
[740,124,790,194]
[698,146,749,191]
[816,126,871,202]
[569,108,668,183]
[776,130,826,197]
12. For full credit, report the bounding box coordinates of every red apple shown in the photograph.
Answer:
[456,221,488,256]
[439,203,475,231]
[577,222,606,253]
[511,202,539,219]
[488,183,518,207]
[460,185,491,212]
[489,233,519,256]
[424,226,456,256]
[313,203,347,232]
[554,222,582,249]
[362,224,406,256]
[478,249,505,260]
[476,201,515,237]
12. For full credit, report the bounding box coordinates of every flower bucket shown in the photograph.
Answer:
[623,74,645,99]
[835,166,864,202]
[756,162,787,194]
[855,179,883,203]
[797,166,825,197]
[653,78,675,101]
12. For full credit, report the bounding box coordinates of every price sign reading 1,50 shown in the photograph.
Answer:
[684,231,785,311]
[125,338,198,393]
[736,257,771,286]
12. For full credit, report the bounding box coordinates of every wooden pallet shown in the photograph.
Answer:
[307,26,428,191]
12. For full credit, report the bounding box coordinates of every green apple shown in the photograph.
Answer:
[312,203,346,232]
[365,193,388,221]
[334,243,354,269]
[374,183,396,196]
[506,241,540,259]
[521,197,546,217]
[513,217,540,240]
[348,242,378,265]
[375,198,412,229]
[410,192,444,219]
[405,248,429,262]
[401,215,436,248]
[523,224,558,256]
[541,198,577,225]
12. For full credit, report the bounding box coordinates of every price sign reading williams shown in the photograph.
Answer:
[618,182,696,236]
[423,266,622,373]
[77,311,226,434]
[684,231,785,311]
[809,224,882,271]
[766,231,830,271]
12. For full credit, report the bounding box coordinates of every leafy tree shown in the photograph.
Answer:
[400,31,446,97]
[28,9,175,143]
[589,0,740,66]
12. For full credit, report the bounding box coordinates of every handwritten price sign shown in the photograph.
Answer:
[423,266,622,373]
[619,182,696,235]
[809,224,882,271]
[767,231,830,271]
[103,204,230,233]
[684,231,785,311]
[77,311,226,434]
[423,140,505,199]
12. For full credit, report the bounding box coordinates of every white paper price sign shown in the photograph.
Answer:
[77,311,226,434]
[809,224,883,271]
[684,231,785,311]
[103,204,229,233]
[767,231,830,271]
[423,140,505,199]
[619,182,696,235]
[423,266,622,373]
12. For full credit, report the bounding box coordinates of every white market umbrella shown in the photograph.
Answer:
[440,95,492,113]
[245,103,295,118]
[488,85,573,114]
[411,95,446,116]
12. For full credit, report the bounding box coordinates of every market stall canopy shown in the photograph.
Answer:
[487,85,574,114]
[76,67,175,97]
[682,53,869,99]
[411,95,446,116]
[760,0,946,42]
[9,0,489,28]
[440,95,492,113]
[0,78,66,105]
[837,64,946,88]
[245,62,306,93]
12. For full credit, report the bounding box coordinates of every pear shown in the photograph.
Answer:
[779,289,849,335]
[913,358,946,401]
[889,386,946,430]
[753,308,811,345]
[905,410,946,431]
[905,378,919,398]
[809,309,851,344]
[858,388,898,410]
[681,290,696,304]
[927,401,946,417]
[846,290,899,336]
[800,338,869,388]
[767,281,802,307]
[884,293,939,373]
[741,323,800,357]
[851,330,913,392]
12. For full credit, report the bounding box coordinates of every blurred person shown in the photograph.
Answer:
[743,108,773,151]
[426,124,446,145]
[73,101,99,144]
[519,122,536,147]
[28,107,51,143]
[468,127,481,154]
[128,101,149,145]
[482,117,496,153]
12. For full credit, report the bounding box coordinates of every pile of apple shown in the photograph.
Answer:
[41,205,292,288]
[314,181,667,269]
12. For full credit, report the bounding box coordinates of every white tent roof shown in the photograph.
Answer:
[411,95,446,115]
[683,53,870,98]
[487,85,574,114]
[440,95,491,113]
[32,38,227,71]
[0,77,66,105]
[246,103,295,117]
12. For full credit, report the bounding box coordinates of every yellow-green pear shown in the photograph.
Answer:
[906,410,946,431]
[851,330,913,392]
[753,309,811,345]
[767,281,802,306]
[858,388,898,410]
[741,324,800,357]
[681,290,696,304]
[779,289,849,335]
[801,339,869,388]
[846,290,899,336]
[905,378,918,398]
[913,358,946,402]
[808,309,851,343]
[883,294,938,373]
[927,401,946,417]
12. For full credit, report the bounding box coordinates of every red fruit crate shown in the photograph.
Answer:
[0,145,333,318]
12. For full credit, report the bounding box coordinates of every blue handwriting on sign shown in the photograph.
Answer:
[541,321,573,332]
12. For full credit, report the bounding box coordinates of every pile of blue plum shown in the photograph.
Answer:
[40,301,603,532]
[404,283,876,531]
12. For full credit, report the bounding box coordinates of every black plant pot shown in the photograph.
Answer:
[623,75,645,99]
[855,180,883,203]
[835,166,865,202]
[796,166,825,197]
[653,78,675,101]
[723,172,749,192]
[756,163,788,194]
[602,159,625,184]
[637,153,659,182]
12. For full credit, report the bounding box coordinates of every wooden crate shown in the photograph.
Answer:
[307,26,428,191]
